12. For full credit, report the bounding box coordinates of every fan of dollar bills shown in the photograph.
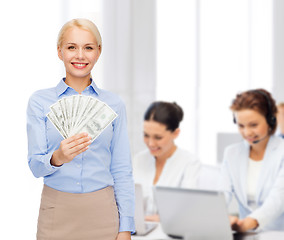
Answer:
[47,95,117,142]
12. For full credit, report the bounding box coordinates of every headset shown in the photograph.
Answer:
[233,90,276,130]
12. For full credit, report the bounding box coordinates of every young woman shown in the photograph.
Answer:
[133,101,201,222]
[277,102,284,138]
[27,19,134,240]
[220,89,284,232]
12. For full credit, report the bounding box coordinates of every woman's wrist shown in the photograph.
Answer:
[116,231,131,240]
[250,218,259,230]
[50,150,63,167]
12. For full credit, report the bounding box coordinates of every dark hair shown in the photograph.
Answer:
[144,101,184,132]
[230,89,277,135]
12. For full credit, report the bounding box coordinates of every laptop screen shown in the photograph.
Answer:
[153,186,233,240]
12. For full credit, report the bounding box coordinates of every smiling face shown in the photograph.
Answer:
[234,109,270,145]
[57,27,101,82]
[143,120,180,160]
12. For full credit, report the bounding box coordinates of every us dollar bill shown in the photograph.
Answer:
[73,98,105,131]
[50,101,69,135]
[47,111,68,139]
[46,95,118,141]
[64,96,73,134]
[74,104,118,141]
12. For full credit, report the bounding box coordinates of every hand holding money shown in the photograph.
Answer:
[51,132,92,166]
[47,95,118,166]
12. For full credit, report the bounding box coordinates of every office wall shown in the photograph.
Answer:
[102,0,156,156]
[272,0,284,103]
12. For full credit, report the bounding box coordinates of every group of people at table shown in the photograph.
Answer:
[26,18,284,240]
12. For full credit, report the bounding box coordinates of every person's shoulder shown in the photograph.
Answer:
[132,149,153,172]
[269,135,284,153]
[222,141,246,165]
[30,86,56,99]
[224,141,244,153]
[174,148,199,164]
[28,87,57,106]
[97,88,124,108]
[133,149,151,162]
[271,135,284,145]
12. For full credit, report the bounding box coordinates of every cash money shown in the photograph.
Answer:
[47,95,118,141]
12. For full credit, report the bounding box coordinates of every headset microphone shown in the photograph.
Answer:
[252,135,268,144]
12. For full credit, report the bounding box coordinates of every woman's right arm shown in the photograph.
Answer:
[27,95,91,177]
[27,94,60,178]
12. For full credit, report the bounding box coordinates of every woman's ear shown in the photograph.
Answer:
[173,128,181,139]
[95,46,102,62]
[57,46,63,60]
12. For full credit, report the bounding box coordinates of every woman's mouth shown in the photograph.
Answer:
[246,136,258,142]
[149,147,160,152]
[72,63,88,69]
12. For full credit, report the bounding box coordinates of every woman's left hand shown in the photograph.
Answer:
[231,216,259,232]
[116,231,131,240]
[145,214,160,222]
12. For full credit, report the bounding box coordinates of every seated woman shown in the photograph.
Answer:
[133,101,201,222]
[220,89,284,232]
[276,102,284,138]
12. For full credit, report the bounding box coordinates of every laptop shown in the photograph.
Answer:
[133,184,158,236]
[153,186,258,240]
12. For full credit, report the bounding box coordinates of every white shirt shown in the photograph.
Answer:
[247,158,263,210]
[133,148,201,215]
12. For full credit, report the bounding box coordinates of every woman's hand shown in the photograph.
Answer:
[51,132,92,166]
[145,214,160,222]
[116,231,131,240]
[229,215,259,232]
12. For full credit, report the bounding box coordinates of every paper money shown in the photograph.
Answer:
[47,95,118,141]
[47,111,68,139]
[74,103,118,140]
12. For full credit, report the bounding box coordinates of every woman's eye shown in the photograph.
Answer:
[68,46,75,50]
[86,46,93,50]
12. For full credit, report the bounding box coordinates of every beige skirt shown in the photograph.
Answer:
[37,185,119,240]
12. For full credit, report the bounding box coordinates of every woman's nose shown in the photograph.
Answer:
[243,127,253,136]
[148,138,157,147]
[76,48,84,59]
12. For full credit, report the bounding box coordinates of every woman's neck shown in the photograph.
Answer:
[155,145,177,164]
[249,136,270,161]
[65,76,91,94]
[153,145,177,185]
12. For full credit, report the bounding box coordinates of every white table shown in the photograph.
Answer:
[131,223,284,240]
[132,224,169,240]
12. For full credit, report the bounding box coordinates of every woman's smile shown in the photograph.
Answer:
[72,62,89,69]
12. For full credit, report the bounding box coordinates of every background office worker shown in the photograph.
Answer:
[27,19,134,240]
[220,89,284,232]
[276,102,284,138]
[133,101,201,222]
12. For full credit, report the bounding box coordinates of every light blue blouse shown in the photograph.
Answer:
[26,79,135,232]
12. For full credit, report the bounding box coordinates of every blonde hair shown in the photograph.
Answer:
[57,18,102,51]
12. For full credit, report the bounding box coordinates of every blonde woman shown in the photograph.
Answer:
[27,19,134,240]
